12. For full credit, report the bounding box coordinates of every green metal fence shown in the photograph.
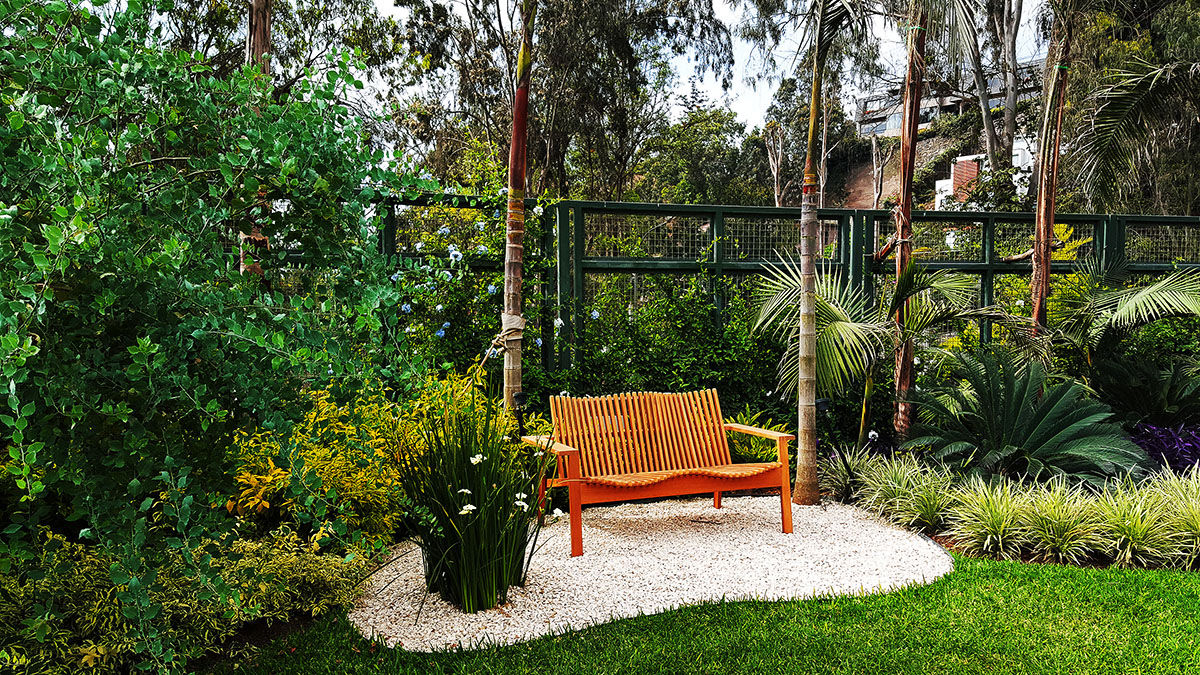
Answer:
[380,195,1200,369]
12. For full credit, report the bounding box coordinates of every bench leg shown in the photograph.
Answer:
[779,470,794,534]
[568,484,583,557]
[713,491,722,509]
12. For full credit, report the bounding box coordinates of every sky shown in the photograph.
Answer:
[372,0,1048,131]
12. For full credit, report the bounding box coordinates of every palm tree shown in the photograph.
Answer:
[889,0,979,439]
[1030,0,1085,332]
[1049,257,1200,375]
[767,0,870,505]
[756,257,1030,448]
[1078,58,1200,211]
[502,0,538,409]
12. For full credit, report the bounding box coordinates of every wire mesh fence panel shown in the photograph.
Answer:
[584,212,711,259]
[1125,220,1200,263]
[912,217,985,262]
[724,215,841,261]
[993,220,1035,260]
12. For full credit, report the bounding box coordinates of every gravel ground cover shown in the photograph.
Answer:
[350,495,953,651]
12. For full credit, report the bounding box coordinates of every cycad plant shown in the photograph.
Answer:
[756,257,1019,447]
[905,349,1151,487]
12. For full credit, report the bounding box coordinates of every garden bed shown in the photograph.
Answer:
[349,496,952,651]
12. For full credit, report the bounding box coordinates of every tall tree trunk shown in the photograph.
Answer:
[893,12,928,440]
[793,1,830,507]
[969,41,1003,171]
[1031,20,1072,331]
[240,0,272,277]
[999,0,1022,162]
[246,0,271,74]
[502,0,537,408]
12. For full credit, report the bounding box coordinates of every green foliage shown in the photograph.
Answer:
[635,106,767,205]
[947,477,1026,560]
[0,529,368,673]
[390,371,553,613]
[1020,478,1101,566]
[1091,357,1200,426]
[907,349,1150,486]
[1095,479,1180,569]
[857,454,953,535]
[818,444,872,503]
[724,406,792,464]
[0,2,436,668]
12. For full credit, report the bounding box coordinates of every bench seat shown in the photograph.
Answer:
[523,389,794,556]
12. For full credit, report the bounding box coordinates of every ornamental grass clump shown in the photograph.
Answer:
[819,444,873,504]
[947,477,1025,560]
[392,376,553,613]
[1094,478,1180,569]
[895,466,956,536]
[1154,467,1200,568]
[857,454,925,519]
[1020,478,1101,566]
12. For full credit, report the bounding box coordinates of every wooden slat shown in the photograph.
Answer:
[705,389,733,465]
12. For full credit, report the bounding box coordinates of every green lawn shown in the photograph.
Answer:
[214,554,1200,674]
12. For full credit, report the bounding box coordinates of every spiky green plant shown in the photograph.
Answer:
[1147,468,1200,569]
[726,406,793,464]
[818,443,873,504]
[1020,478,1101,566]
[1094,478,1180,569]
[906,348,1151,486]
[857,454,926,520]
[895,467,956,536]
[947,477,1026,560]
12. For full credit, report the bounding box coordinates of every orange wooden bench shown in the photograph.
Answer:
[522,389,794,557]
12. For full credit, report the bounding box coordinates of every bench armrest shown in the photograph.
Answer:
[723,423,795,442]
[520,435,582,480]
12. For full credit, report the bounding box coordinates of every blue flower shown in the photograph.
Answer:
[535,338,543,347]
[443,271,453,280]
[390,271,400,282]
[476,244,488,253]
[437,226,450,236]
[442,322,451,329]
[449,250,463,262]
[487,284,498,295]
[414,242,424,252]
[590,309,600,320]
[401,303,412,313]
[435,329,445,338]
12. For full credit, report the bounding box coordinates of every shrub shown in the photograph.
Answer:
[228,385,407,542]
[857,454,926,518]
[1130,424,1200,473]
[1092,358,1200,427]
[907,349,1151,486]
[895,467,956,536]
[725,406,793,464]
[819,444,873,503]
[391,373,553,613]
[1154,468,1200,568]
[856,454,954,534]
[0,529,368,673]
[1019,479,1101,566]
[947,477,1026,560]
[1095,479,1181,569]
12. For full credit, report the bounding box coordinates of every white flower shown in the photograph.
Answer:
[414,242,424,251]
[514,500,529,511]
[1016,300,1025,307]
[868,430,879,441]
[459,504,476,515]
[552,508,564,516]
[553,317,564,328]
[470,454,485,465]
[457,489,472,495]
[516,492,528,499]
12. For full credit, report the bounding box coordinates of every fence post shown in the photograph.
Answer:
[980,216,996,344]
[711,208,726,316]
[845,211,866,297]
[1101,214,1125,266]
[379,200,396,262]
[573,205,585,345]
[540,205,555,371]
[556,203,573,369]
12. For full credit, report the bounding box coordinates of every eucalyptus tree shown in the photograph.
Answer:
[889,0,978,439]
[738,0,869,505]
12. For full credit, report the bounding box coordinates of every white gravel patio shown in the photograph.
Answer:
[349,495,954,652]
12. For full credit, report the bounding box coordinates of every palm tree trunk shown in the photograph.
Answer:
[856,371,874,449]
[893,12,928,440]
[503,0,537,409]
[793,0,832,507]
[1032,21,1072,331]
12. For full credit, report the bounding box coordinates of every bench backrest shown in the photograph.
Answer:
[548,389,731,476]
